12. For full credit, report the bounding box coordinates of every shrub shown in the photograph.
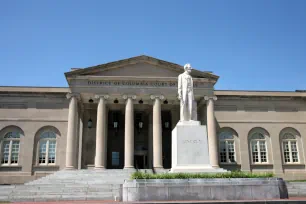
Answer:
[131,171,274,179]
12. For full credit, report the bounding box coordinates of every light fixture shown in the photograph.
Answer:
[88,118,93,128]
[164,121,170,129]
[87,109,93,128]
[89,98,94,103]
[114,98,119,104]
[163,100,168,104]
[137,121,143,134]
[138,121,143,129]
[139,99,143,104]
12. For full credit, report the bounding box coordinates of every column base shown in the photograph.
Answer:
[124,166,135,169]
[65,166,76,170]
[94,166,106,170]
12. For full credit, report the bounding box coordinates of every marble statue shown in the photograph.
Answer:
[178,63,197,121]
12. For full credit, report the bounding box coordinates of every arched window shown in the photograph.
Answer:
[250,132,267,163]
[1,131,20,165]
[282,133,299,163]
[38,131,56,165]
[219,131,235,163]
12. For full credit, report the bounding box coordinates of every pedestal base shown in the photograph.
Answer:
[171,121,226,173]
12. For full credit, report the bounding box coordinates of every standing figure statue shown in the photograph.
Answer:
[178,63,197,121]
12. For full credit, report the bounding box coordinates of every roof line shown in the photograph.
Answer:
[215,89,299,93]
[0,86,68,88]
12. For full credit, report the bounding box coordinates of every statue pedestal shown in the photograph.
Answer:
[171,121,227,173]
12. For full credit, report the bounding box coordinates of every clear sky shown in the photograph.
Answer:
[0,0,305,91]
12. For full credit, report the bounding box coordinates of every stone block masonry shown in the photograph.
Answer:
[122,178,288,201]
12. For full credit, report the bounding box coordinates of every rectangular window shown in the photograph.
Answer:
[251,141,259,163]
[219,141,226,163]
[2,141,10,164]
[10,141,19,164]
[112,152,120,166]
[291,141,299,163]
[39,141,47,164]
[259,141,267,162]
[48,141,56,164]
[283,141,291,163]
[227,141,235,162]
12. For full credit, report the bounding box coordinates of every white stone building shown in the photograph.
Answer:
[0,55,306,184]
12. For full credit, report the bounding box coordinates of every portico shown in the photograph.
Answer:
[64,55,219,170]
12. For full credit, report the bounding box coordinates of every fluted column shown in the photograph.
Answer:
[151,95,164,169]
[66,93,80,169]
[205,96,219,168]
[94,95,109,169]
[123,95,136,169]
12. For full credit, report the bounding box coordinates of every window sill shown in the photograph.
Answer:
[283,163,305,166]
[33,165,59,168]
[0,165,22,168]
[220,163,241,166]
[33,165,60,171]
[250,163,273,166]
[0,165,22,171]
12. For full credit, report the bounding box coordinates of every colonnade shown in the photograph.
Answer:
[65,93,219,169]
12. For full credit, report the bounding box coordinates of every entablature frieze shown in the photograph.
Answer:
[68,76,214,90]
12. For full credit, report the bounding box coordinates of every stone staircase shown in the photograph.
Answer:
[0,169,154,202]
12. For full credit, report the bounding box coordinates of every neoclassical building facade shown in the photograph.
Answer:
[0,55,306,184]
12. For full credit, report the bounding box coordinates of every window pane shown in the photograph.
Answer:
[259,141,267,162]
[48,141,56,164]
[4,132,20,139]
[1,141,10,164]
[291,141,299,163]
[219,132,234,140]
[219,141,226,163]
[39,141,47,164]
[112,152,119,166]
[251,141,259,163]
[227,141,235,162]
[40,132,56,139]
[10,141,19,164]
[283,141,291,163]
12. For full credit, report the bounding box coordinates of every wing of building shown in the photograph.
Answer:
[0,55,305,183]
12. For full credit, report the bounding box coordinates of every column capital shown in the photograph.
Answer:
[150,95,165,100]
[204,95,217,101]
[66,93,80,100]
[122,94,137,100]
[95,95,109,100]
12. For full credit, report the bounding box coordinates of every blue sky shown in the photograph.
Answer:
[0,0,305,91]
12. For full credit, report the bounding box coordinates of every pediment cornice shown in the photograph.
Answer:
[65,55,219,84]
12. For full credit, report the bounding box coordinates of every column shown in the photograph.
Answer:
[123,95,136,169]
[205,96,219,168]
[148,110,153,169]
[94,95,109,169]
[151,95,164,169]
[66,93,79,169]
[77,104,84,169]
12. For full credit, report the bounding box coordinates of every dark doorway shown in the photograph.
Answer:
[134,155,146,169]
[134,111,149,169]
[162,111,172,169]
[107,111,124,169]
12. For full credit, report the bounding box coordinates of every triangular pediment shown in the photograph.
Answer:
[65,55,218,81]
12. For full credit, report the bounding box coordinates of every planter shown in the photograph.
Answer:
[122,178,288,201]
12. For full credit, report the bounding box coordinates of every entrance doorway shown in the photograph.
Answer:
[107,111,124,169]
[162,111,172,168]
